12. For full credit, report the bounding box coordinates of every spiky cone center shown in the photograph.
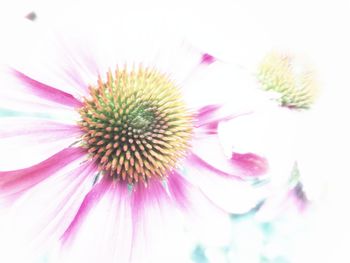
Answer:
[78,66,193,185]
[257,52,318,109]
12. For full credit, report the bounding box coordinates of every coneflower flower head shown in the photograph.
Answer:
[0,2,267,263]
[79,67,192,185]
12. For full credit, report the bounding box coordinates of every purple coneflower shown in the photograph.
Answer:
[0,3,267,262]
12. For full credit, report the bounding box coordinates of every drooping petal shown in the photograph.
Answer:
[166,172,234,247]
[60,182,107,244]
[129,176,193,263]
[194,103,251,138]
[218,104,299,187]
[53,180,133,263]
[57,177,188,263]
[1,17,97,99]
[11,69,83,108]
[0,118,82,170]
[0,65,81,118]
[55,170,227,263]
[192,105,268,178]
[0,147,85,203]
[180,155,268,214]
[231,152,269,177]
[129,173,231,262]
[0,157,97,263]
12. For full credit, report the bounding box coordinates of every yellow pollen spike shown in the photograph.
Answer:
[119,155,125,166]
[112,158,117,170]
[88,147,97,153]
[105,149,113,157]
[96,140,105,146]
[88,138,96,144]
[106,143,113,150]
[123,144,128,152]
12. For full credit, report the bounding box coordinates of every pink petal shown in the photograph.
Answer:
[218,105,299,186]
[130,174,227,262]
[0,147,86,202]
[190,134,244,178]
[55,180,133,263]
[192,105,267,178]
[231,152,269,177]
[195,104,251,136]
[54,166,235,263]
[0,118,82,170]
[181,155,269,214]
[0,66,81,115]
[191,107,271,215]
[0,158,97,263]
[195,104,223,133]
[201,53,216,65]
[61,178,110,244]
[58,174,204,263]
[167,171,234,247]
[12,69,83,108]
[129,178,191,263]
[2,19,98,99]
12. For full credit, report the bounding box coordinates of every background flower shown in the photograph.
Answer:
[179,0,350,262]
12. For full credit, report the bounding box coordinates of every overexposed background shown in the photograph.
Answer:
[0,0,349,262]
